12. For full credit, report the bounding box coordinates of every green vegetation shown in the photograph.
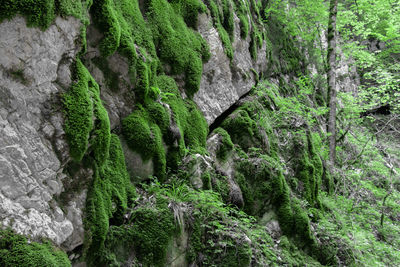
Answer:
[213,127,234,161]
[3,0,400,266]
[0,229,70,267]
[84,134,136,266]
[103,200,176,266]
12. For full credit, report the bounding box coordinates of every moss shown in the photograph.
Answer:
[88,78,111,166]
[238,13,249,39]
[135,60,150,102]
[121,105,167,180]
[103,204,176,267]
[170,0,206,29]
[85,134,136,266]
[146,0,209,97]
[221,109,258,151]
[146,101,170,135]
[212,174,230,204]
[220,242,252,267]
[183,101,208,153]
[63,59,94,162]
[0,0,56,29]
[0,229,70,267]
[213,127,234,162]
[221,0,234,41]
[293,131,323,207]
[63,59,110,164]
[207,0,234,60]
[235,172,255,214]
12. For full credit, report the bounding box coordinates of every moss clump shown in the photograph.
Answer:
[157,75,208,154]
[0,229,70,267]
[221,109,258,151]
[63,59,94,162]
[238,13,249,39]
[0,1,91,30]
[84,134,136,266]
[213,127,234,162]
[103,202,176,267]
[122,105,167,180]
[63,59,110,164]
[122,76,208,179]
[0,0,56,29]
[146,0,208,97]
[170,0,207,29]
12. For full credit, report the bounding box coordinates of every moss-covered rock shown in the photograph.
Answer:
[84,134,136,266]
[0,229,70,267]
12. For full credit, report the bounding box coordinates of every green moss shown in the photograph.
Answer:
[170,0,206,29]
[91,0,209,97]
[221,0,234,41]
[0,229,70,267]
[103,203,176,267]
[157,75,208,154]
[147,101,170,135]
[293,131,323,207]
[213,127,234,162]
[221,109,258,151]
[63,59,94,162]
[238,13,249,39]
[88,79,111,166]
[220,242,252,267]
[207,0,234,60]
[0,0,56,29]
[235,172,255,214]
[135,60,150,102]
[121,105,167,180]
[85,134,136,266]
[146,0,208,97]
[63,59,110,164]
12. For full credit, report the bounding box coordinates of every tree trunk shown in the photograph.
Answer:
[327,0,338,165]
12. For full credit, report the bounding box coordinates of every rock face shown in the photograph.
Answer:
[194,13,267,125]
[0,16,82,248]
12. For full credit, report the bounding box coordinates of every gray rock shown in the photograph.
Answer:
[0,16,81,247]
[194,12,267,125]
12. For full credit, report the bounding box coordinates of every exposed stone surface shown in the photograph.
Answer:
[0,16,82,247]
[194,12,267,125]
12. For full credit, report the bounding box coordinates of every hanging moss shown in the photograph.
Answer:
[207,0,234,60]
[84,134,136,266]
[63,59,94,162]
[0,229,70,267]
[238,13,249,39]
[63,59,110,164]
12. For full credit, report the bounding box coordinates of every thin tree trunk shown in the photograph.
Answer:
[327,0,338,165]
